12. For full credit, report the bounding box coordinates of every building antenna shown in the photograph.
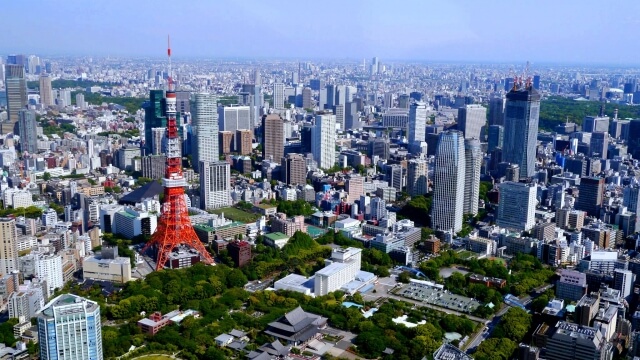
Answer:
[167,34,173,91]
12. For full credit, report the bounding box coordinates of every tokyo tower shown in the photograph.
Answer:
[142,36,214,270]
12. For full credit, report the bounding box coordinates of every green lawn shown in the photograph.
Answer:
[132,356,174,360]
[210,207,261,223]
[457,250,477,260]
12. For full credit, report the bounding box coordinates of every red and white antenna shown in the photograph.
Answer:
[167,34,173,90]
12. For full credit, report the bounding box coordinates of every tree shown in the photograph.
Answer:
[474,338,517,360]
[42,172,51,181]
[397,271,412,283]
[494,307,532,342]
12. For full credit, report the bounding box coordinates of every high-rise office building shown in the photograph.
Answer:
[312,113,336,169]
[503,85,541,178]
[4,64,28,129]
[464,138,482,216]
[346,175,364,203]
[545,322,613,360]
[496,181,537,231]
[334,104,345,130]
[235,129,252,155]
[589,131,608,159]
[263,114,284,162]
[218,131,233,155]
[458,104,486,140]
[273,83,285,109]
[583,115,610,133]
[18,109,37,154]
[407,159,428,197]
[326,84,336,109]
[38,294,103,360]
[191,93,218,170]
[281,153,307,186]
[488,97,505,126]
[487,125,504,152]
[76,93,86,110]
[199,161,232,210]
[0,218,17,275]
[432,130,465,233]
[408,101,428,153]
[576,177,604,217]
[143,90,166,156]
[218,105,251,132]
[302,87,312,109]
[345,102,359,130]
[613,269,634,299]
[39,74,53,107]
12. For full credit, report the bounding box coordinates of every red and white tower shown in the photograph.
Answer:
[142,36,214,270]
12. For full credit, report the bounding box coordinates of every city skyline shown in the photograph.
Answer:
[2,0,640,64]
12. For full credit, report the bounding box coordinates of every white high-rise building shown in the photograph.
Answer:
[496,181,537,231]
[273,83,285,109]
[38,294,103,360]
[76,93,86,109]
[613,269,634,299]
[218,105,251,132]
[458,104,487,140]
[407,159,428,197]
[432,130,465,233]
[408,101,428,154]
[191,93,219,169]
[312,113,336,169]
[464,138,482,216]
[199,161,232,210]
[314,247,362,296]
[20,252,63,297]
[0,217,18,275]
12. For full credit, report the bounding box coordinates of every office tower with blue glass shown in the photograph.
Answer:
[38,294,103,360]
[502,83,541,178]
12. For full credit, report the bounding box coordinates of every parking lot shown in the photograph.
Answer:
[396,282,481,314]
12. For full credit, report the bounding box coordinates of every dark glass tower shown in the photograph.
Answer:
[503,85,541,178]
[143,90,166,155]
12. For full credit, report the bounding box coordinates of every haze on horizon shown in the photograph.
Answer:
[1,0,639,64]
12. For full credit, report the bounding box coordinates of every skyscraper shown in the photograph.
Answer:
[39,74,53,107]
[488,97,505,126]
[143,90,166,155]
[589,131,608,159]
[407,159,428,197]
[4,64,28,129]
[464,138,482,216]
[408,101,428,153]
[496,181,537,231]
[326,84,336,109]
[432,130,465,233]
[487,125,504,152]
[38,294,103,360]
[302,87,312,109]
[334,104,345,130]
[576,177,604,217]
[312,113,336,169]
[583,115,610,133]
[273,83,285,109]
[199,161,232,210]
[457,104,486,140]
[0,218,17,275]
[345,102,359,130]
[281,153,307,186]
[218,105,251,132]
[191,93,219,170]
[18,109,37,154]
[235,129,252,155]
[263,114,284,162]
[503,84,541,178]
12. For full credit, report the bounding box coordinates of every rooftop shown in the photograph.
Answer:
[39,294,100,318]
[264,232,289,240]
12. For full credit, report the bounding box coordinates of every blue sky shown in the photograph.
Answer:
[1,0,639,63]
